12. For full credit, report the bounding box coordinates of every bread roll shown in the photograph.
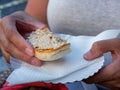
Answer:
[28,28,71,61]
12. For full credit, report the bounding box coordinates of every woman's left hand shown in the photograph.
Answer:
[83,38,120,90]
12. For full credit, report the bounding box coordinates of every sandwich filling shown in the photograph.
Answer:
[28,28,69,51]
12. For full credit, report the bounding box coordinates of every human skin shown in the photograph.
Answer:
[0,0,48,66]
[0,11,46,66]
[0,0,120,89]
[84,38,120,90]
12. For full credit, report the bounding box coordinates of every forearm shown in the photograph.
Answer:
[25,0,48,25]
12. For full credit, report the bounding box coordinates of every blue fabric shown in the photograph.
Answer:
[96,84,111,90]
[66,82,84,90]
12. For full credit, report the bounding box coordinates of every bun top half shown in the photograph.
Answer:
[28,28,70,51]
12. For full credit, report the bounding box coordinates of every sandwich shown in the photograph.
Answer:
[28,28,71,61]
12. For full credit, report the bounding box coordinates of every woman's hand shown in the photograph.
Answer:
[0,11,46,66]
[83,38,120,90]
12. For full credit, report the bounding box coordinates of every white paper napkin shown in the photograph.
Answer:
[7,30,120,86]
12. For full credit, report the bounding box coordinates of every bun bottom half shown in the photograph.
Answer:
[34,44,71,61]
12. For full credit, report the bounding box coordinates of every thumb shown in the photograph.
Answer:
[83,40,112,60]
[15,11,46,29]
[11,11,46,34]
[16,21,45,34]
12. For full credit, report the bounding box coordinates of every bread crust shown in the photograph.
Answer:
[35,44,71,61]
[28,27,71,61]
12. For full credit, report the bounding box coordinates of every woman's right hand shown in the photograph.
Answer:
[0,11,46,66]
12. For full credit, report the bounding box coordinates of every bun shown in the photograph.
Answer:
[28,28,71,61]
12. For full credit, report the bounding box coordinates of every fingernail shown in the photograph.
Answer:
[25,48,34,56]
[31,59,41,66]
[84,51,92,60]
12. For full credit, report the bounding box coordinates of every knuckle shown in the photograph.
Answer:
[3,43,13,53]
[4,44,10,52]
[90,41,104,56]
[92,41,101,51]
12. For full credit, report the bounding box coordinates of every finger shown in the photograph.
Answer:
[2,11,46,35]
[1,18,34,57]
[7,29,34,57]
[11,11,46,30]
[4,42,42,66]
[1,47,10,63]
[0,25,11,63]
[2,40,30,62]
[15,21,46,39]
[0,32,40,66]
[29,57,42,66]
[84,39,118,60]
[2,13,46,57]
[16,20,46,33]
[83,60,119,83]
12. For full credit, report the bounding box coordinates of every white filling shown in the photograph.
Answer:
[28,29,68,50]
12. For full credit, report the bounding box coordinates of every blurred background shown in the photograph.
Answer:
[0,0,27,18]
